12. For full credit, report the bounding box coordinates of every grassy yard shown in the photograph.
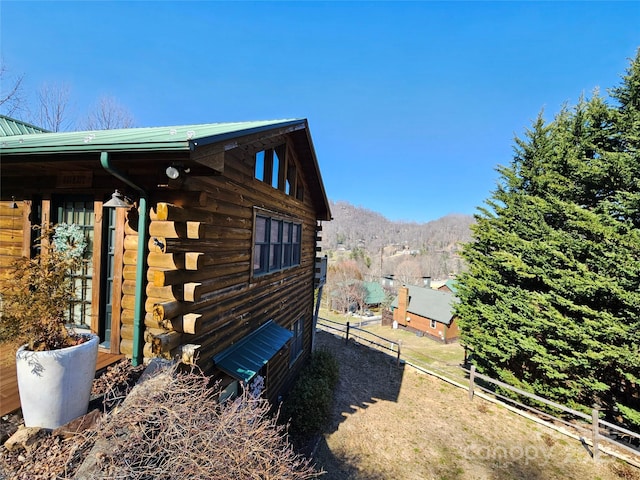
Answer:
[318,308,467,383]
[313,330,640,480]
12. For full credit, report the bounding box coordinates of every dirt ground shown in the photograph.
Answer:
[313,331,640,480]
[2,332,638,479]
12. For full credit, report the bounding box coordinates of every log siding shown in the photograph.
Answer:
[0,119,330,404]
[137,132,324,402]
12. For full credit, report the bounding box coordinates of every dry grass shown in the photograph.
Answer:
[363,323,467,382]
[313,331,640,480]
[318,309,467,382]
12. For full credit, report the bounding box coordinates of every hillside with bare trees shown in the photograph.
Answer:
[319,200,474,282]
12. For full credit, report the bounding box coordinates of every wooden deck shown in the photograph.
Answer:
[0,350,124,417]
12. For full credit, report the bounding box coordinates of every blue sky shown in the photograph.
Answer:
[1,2,638,223]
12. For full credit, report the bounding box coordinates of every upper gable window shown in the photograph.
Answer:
[255,150,266,182]
[272,148,282,189]
[254,145,304,201]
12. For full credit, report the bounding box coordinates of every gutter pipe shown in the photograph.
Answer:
[100,151,147,366]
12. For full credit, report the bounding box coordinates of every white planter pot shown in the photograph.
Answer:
[16,333,99,429]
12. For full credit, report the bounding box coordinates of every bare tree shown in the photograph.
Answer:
[0,66,137,133]
[36,82,73,132]
[83,95,135,130]
[393,257,423,286]
[327,259,363,313]
[0,60,25,116]
[350,280,368,316]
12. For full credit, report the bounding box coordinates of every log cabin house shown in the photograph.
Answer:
[0,116,331,402]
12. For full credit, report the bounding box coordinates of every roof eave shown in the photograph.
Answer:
[0,142,190,156]
[190,119,306,150]
[298,121,332,221]
[0,119,307,156]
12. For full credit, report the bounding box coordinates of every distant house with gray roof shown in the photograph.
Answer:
[390,284,460,343]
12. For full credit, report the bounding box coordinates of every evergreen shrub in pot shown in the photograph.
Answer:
[0,224,99,429]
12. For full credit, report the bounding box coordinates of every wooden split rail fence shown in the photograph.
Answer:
[467,364,640,463]
[317,318,401,366]
[316,317,640,465]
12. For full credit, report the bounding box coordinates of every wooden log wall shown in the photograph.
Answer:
[0,200,30,283]
[139,141,321,392]
[120,217,139,355]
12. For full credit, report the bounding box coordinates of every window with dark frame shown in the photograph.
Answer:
[292,223,301,265]
[269,218,282,271]
[253,212,302,276]
[282,221,292,268]
[290,318,304,364]
[55,197,94,330]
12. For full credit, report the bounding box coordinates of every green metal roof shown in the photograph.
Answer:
[0,119,304,154]
[442,279,458,294]
[0,116,332,221]
[212,320,293,383]
[0,115,49,137]
[363,281,386,305]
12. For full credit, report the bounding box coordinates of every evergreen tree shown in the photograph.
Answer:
[457,50,640,427]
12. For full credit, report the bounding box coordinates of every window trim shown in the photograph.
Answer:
[42,194,124,354]
[430,319,437,329]
[252,208,302,277]
[290,317,304,365]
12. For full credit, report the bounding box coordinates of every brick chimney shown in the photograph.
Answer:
[395,286,410,324]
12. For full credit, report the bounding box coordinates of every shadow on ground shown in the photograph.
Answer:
[308,331,632,480]
[312,330,405,479]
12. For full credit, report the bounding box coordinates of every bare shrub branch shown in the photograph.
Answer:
[80,364,322,479]
[1,363,322,479]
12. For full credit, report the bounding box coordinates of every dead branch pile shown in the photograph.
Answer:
[76,364,322,479]
[91,359,145,410]
[1,363,322,479]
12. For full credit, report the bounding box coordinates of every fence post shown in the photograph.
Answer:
[345,321,350,344]
[592,406,600,461]
[396,340,401,367]
[468,364,476,401]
